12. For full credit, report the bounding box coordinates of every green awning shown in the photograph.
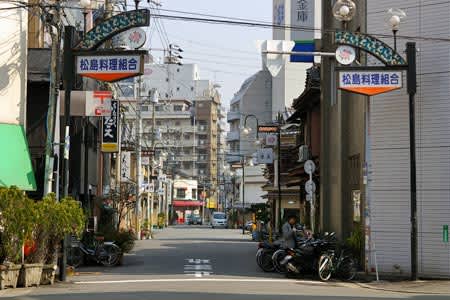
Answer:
[0,124,36,191]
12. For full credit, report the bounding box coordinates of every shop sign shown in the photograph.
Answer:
[101,100,119,152]
[86,91,112,116]
[339,70,402,96]
[76,53,144,82]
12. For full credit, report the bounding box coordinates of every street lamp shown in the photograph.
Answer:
[387,8,407,51]
[242,114,261,146]
[79,0,91,35]
[332,0,356,28]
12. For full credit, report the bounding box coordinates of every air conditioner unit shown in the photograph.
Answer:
[298,145,310,163]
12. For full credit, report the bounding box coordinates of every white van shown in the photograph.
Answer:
[211,212,227,228]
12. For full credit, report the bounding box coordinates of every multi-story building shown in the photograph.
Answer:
[125,63,226,216]
[226,70,273,214]
[366,0,450,278]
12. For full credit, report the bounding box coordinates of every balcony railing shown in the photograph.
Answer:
[226,131,239,142]
[227,111,240,122]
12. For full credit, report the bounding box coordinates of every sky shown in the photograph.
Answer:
[145,0,273,108]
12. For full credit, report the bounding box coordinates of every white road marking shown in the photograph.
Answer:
[74,278,327,284]
[184,258,213,277]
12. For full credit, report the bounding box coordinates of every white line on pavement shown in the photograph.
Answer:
[74,278,326,285]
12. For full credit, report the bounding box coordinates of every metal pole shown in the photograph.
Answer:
[147,164,151,236]
[60,25,75,282]
[135,76,143,240]
[201,179,206,224]
[277,115,282,233]
[406,42,417,281]
[84,118,90,215]
[150,100,156,232]
[242,162,246,234]
[43,2,61,196]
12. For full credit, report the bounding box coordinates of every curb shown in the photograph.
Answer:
[353,282,450,295]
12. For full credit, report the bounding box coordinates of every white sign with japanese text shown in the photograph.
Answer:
[339,70,403,96]
[76,54,142,82]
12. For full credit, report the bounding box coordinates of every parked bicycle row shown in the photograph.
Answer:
[255,217,357,281]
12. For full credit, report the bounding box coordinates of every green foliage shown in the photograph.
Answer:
[251,203,270,223]
[157,213,165,228]
[346,226,364,259]
[0,187,34,264]
[42,195,86,264]
[103,229,135,253]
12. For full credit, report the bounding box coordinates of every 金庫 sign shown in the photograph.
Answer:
[101,100,119,152]
[76,52,144,82]
[339,70,402,96]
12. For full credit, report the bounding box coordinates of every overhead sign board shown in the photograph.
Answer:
[76,52,144,82]
[338,70,402,96]
[101,99,119,152]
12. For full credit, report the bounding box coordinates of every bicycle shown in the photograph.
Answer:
[318,247,357,281]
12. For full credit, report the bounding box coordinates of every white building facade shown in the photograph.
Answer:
[367,0,450,277]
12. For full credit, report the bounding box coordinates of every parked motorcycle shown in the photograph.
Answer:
[281,232,337,278]
[67,235,122,268]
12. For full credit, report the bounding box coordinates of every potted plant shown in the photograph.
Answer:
[141,219,150,239]
[157,213,165,229]
[41,196,85,285]
[0,187,32,289]
[18,199,46,287]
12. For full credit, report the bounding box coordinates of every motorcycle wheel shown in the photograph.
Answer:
[260,249,275,272]
[256,248,264,267]
[318,254,333,281]
[100,244,122,267]
[338,256,357,281]
[272,249,288,274]
[67,247,83,268]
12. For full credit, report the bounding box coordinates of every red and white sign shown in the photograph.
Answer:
[86,91,112,116]
[339,71,402,96]
[76,54,143,82]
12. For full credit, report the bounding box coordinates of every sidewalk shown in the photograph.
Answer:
[354,280,450,295]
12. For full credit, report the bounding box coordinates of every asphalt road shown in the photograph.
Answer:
[1,226,449,300]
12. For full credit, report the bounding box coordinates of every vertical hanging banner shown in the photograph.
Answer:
[102,99,119,152]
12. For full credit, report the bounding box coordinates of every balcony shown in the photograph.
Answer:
[226,152,241,163]
[226,131,239,142]
[227,111,240,122]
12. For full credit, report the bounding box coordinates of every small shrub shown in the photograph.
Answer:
[103,230,135,253]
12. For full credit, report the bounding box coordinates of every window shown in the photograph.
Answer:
[155,105,161,111]
[192,189,197,199]
[141,105,149,111]
[177,68,180,72]
[176,87,180,91]
[191,87,194,91]
[198,120,207,125]
[183,162,191,169]
[156,121,161,126]
[176,188,186,199]
[174,105,183,111]
[184,149,191,155]
[184,134,190,140]
[175,121,181,126]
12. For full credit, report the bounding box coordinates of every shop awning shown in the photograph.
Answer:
[0,124,36,191]
[172,200,203,207]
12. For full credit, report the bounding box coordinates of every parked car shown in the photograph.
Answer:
[189,214,202,225]
[211,212,227,228]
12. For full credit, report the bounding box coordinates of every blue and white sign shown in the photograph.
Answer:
[338,70,403,96]
[76,54,143,82]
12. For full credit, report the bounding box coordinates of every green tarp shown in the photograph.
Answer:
[0,123,36,191]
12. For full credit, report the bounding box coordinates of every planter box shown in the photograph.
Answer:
[0,264,21,289]
[40,264,57,285]
[18,263,43,287]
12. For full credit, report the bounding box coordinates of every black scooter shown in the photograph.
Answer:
[281,232,336,277]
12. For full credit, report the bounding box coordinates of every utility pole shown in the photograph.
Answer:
[43,1,61,196]
[276,112,282,233]
[241,160,245,235]
[135,76,143,240]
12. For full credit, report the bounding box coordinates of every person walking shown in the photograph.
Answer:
[281,215,298,249]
